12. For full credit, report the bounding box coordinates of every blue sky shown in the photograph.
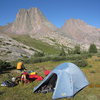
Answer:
[0,0,100,28]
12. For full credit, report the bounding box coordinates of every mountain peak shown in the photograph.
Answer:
[28,7,39,12]
[60,18,100,46]
[18,8,40,13]
[4,7,57,34]
[64,19,87,26]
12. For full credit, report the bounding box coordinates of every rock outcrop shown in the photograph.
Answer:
[60,19,100,48]
[0,33,38,61]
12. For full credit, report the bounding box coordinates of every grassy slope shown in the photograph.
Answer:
[0,56,100,100]
[11,35,61,55]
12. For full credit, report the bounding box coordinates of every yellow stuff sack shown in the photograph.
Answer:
[29,72,36,75]
[16,62,23,69]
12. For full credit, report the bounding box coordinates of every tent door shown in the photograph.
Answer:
[35,73,57,93]
[52,72,73,99]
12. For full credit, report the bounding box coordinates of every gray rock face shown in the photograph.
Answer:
[5,8,57,34]
[60,19,100,48]
[0,33,37,61]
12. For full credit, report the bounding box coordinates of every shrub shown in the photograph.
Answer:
[66,54,83,61]
[59,47,66,56]
[87,65,92,68]
[89,44,97,53]
[0,60,11,73]
[72,59,88,67]
[23,56,52,64]
[80,53,92,59]
[23,55,67,64]
[34,51,45,57]
[73,45,81,54]
[97,53,100,57]
[52,56,66,62]
[23,53,92,64]
[90,70,96,73]
[95,59,100,62]
[32,57,52,63]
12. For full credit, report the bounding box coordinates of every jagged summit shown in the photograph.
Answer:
[4,8,57,34]
[64,19,88,26]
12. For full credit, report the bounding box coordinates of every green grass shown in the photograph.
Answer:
[11,35,61,55]
[0,56,100,100]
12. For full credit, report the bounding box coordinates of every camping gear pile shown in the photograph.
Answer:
[1,70,44,87]
[19,71,43,83]
[28,71,43,81]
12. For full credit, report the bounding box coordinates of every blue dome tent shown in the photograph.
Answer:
[33,63,89,99]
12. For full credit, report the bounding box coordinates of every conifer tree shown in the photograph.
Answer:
[89,44,97,53]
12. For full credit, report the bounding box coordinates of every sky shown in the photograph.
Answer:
[0,0,100,28]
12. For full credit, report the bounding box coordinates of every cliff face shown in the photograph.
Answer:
[60,19,100,47]
[4,8,57,34]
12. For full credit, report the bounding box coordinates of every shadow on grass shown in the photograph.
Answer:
[0,66,16,74]
[0,91,5,95]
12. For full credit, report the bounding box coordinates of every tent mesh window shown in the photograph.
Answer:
[36,73,57,93]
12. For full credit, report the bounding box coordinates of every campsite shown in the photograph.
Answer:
[0,55,100,100]
[0,0,100,100]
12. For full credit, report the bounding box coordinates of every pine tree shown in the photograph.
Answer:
[89,44,97,53]
[74,45,81,54]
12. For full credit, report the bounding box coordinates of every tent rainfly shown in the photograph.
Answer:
[33,63,89,99]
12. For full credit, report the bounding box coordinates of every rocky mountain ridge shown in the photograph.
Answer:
[0,7,100,54]
[1,8,75,48]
